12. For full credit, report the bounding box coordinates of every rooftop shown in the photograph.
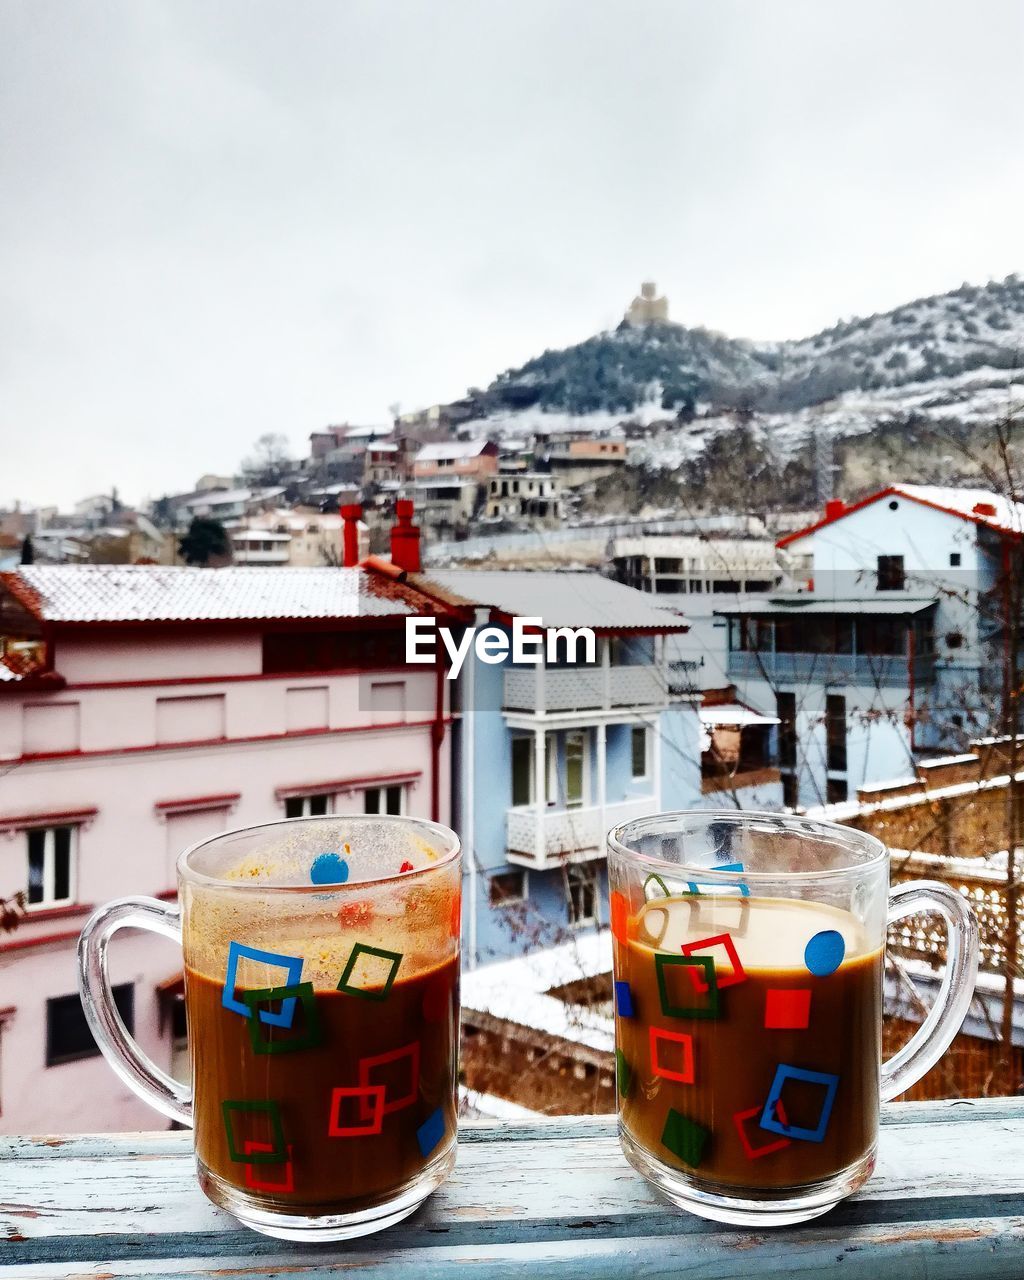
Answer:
[0,565,442,625]
[779,483,1024,548]
[416,440,495,462]
[415,569,689,632]
[715,595,938,616]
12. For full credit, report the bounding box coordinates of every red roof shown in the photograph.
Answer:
[777,484,1024,549]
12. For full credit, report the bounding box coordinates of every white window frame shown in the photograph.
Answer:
[489,868,529,908]
[363,784,406,816]
[630,725,650,780]
[566,863,598,928]
[284,793,335,819]
[25,825,77,911]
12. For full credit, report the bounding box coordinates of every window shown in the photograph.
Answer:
[566,864,598,926]
[564,731,586,808]
[47,985,133,1067]
[631,726,649,778]
[511,736,534,806]
[27,826,74,908]
[489,870,527,907]
[689,580,703,593]
[776,692,797,770]
[877,555,905,591]
[825,695,847,772]
[712,579,742,593]
[826,776,849,804]
[950,552,962,567]
[364,785,403,815]
[285,794,331,818]
[782,772,799,809]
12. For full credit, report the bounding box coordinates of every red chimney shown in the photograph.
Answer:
[824,498,845,521]
[390,499,421,573]
[340,503,362,567]
[973,501,997,517]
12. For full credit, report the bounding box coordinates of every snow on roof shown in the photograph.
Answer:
[417,569,689,631]
[700,702,780,728]
[458,1086,541,1120]
[416,441,493,462]
[716,595,937,616]
[230,530,291,542]
[0,565,431,624]
[182,486,285,509]
[460,931,614,1055]
[779,483,1024,548]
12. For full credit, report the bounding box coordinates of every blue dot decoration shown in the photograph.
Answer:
[310,852,350,886]
[804,929,845,977]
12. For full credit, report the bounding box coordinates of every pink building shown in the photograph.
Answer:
[412,440,499,481]
[0,556,454,1133]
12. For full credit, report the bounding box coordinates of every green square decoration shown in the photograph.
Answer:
[221,1099,287,1163]
[242,982,321,1054]
[337,943,403,1001]
[615,1048,632,1098]
[661,1107,709,1168]
[654,954,720,1019]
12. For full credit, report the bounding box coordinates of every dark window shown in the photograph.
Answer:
[825,695,847,772]
[262,629,407,674]
[285,794,330,818]
[489,870,527,907]
[689,580,703,594]
[654,558,683,574]
[826,776,849,804]
[364,785,403,815]
[744,580,772,593]
[857,615,908,656]
[631,726,648,778]
[47,985,134,1067]
[27,826,74,907]
[776,692,797,769]
[877,555,905,591]
[782,772,799,808]
[950,552,962,567]
[712,579,742,594]
[511,736,533,806]
[566,864,598,926]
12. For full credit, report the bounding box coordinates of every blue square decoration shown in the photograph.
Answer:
[759,1063,839,1144]
[222,941,304,1027]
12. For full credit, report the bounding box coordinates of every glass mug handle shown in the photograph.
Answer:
[880,879,980,1102]
[77,896,193,1126]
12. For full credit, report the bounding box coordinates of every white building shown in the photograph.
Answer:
[718,484,1022,808]
[485,473,565,524]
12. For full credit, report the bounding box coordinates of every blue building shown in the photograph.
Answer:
[411,569,699,967]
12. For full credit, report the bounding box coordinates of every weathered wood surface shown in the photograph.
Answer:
[2,1099,1024,1279]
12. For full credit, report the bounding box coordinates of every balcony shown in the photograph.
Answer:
[726,650,936,688]
[506,796,655,870]
[503,665,667,717]
[6,1099,1022,1276]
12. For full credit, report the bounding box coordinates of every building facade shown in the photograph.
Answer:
[718,485,1020,808]
[409,569,700,967]
[0,562,454,1133]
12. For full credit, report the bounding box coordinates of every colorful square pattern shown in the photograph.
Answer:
[328,1084,386,1137]
[337,943,403,1001]
[614,980,635,1018]
[759,1064,839,1144]
[222,942,303,1026]
[654,954,719,1019]
[243,1140,295,1192]
[681,932,746,992]
[764,988,812,1030]
[222,1099,287,1164]
[733,1104,792,1161]
[242,982,322,1054]
[417,1107,446,1158]
[358,1040,421,1117]
[649,1026,696,1084]
[661,1108,709,1167]
[686,861,751,898]
[615,1048,632,1098]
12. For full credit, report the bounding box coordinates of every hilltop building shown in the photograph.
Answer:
[624,280,669,326]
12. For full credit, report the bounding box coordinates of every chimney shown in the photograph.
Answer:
[390,499,421,573]
[824,498,845,521]
[973,501,997,517]
[340,503,362,567]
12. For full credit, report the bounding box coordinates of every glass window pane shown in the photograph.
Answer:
[631,727,647,777]
[284,797,303,819]
[309,794,329,817]
[511,737,533,807]
[364,788,381,814]
[53,828,71,902]
[27,829,45,905]
[385,786,402,815]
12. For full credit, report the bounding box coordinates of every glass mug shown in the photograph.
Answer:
[607,811,979,1226]
[78,815,462,1241]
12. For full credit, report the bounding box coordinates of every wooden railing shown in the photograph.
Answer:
[889,849,1017,976]
[4,1101,1023,1276]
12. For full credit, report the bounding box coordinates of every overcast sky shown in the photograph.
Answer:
[2,0,1022,509]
